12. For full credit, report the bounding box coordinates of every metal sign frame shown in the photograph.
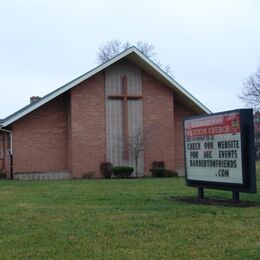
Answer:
[184,109,256,194]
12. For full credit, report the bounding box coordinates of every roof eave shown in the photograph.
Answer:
[125,50,211,114]
[2,47,137,127]
[2,46,210,126]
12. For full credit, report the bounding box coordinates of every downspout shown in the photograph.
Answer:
[0,127,13,180]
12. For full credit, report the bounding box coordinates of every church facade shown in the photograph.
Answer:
[0,47,210,180]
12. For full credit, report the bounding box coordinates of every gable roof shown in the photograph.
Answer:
[0,46,211,127]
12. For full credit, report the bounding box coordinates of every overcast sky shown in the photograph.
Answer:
[0,0,260,118]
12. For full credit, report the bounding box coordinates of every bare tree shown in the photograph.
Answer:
[128,127,154,177]
[136,41,156,60]
[240,63,260,110]
[97,40,131,64]
[164,65,174,78]
[97,40,174,77]
[97,40,155,63]
[128,127,145,177]
[116,126,153,177]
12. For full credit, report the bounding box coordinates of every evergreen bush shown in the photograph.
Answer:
[113,166,134,178]
[164,169,178,177]
[150,167,165,177]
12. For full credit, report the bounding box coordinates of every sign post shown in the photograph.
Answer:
[184,109,256,202]
[198,187,204,200]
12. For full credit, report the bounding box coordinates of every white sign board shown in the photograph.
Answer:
[184,111,243,184]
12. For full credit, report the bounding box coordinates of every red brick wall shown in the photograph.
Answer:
[12,95,69,173]
[174,99,200,175]
[0,134,5,171]
[70,72,106,178]
[0,133,10,176]
[9,66,204,179]
[142,71,175,175]
[67,95,72,172]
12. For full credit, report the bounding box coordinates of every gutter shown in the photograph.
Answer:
[0,127,13,179]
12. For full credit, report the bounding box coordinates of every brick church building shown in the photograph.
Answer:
[0,47,210,180]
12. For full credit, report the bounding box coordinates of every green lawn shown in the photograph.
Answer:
[0,171,260,259]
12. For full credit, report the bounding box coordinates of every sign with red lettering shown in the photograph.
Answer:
[184,109,256,193]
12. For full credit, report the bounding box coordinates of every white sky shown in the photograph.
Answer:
[0,0,260,118]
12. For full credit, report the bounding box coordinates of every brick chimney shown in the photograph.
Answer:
[30,96,41,104]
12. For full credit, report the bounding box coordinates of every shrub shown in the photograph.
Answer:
[82,171,95,179]
[100,162,113,179]
[164,169,178,177]
[151,161,165,168]
[150,161,166,177]
[113,166,134,178]
[150,167,165,177]
[0,172,6,179]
